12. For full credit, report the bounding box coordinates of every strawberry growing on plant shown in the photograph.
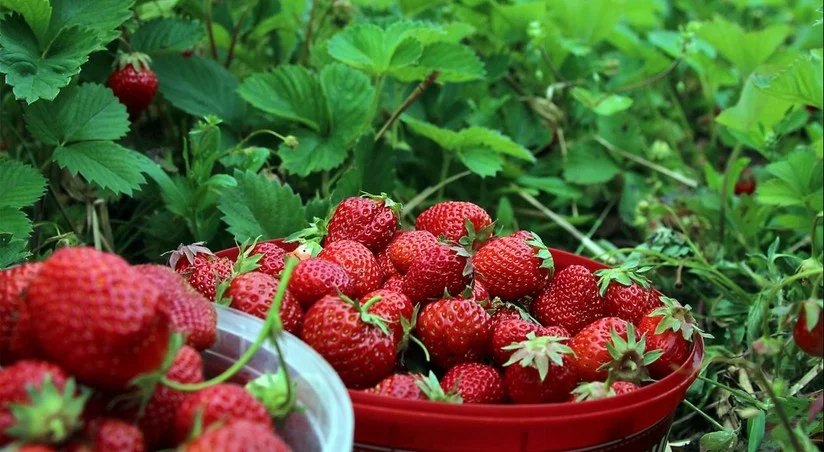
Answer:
[106,53,158,119]
[473,231,554,301]
[792,299,823,358]
[532,264,605,334]
[637,296,710,378]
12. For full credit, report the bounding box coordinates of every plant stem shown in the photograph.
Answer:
[162,257,299,391]
[401,171,471,218]
[300,0,318,65]
[225,6,253,68]
[436,153,452,200]
[755,368,804,452]
[682,399,727,431]
[375,72,440,143]
[370,75,386,124]
[697,375,765,408]
[718,144,743,245]
[593,135,698,188]
[204,0,218,60]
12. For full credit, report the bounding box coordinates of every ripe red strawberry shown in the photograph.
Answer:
[571,318,659,383]
[325,195,399,252]
[794,300,823,357]
[225,272,304,335]
[415,201,493,242]
[363,289,414,341]
[366,374,425,400]
[376,244,399,280]
[491,318,569,366]
[187,256,233,301]
[107,53,158,118]
[416,297,491,369]
[166,242,215,275]
[532,264,605,334]
[251,242,287,277]
[174,383,272,444]
[594,265,655,324]
[26,247,170,391]
[288,258,353,309]
[388,230,439,274]
[0,361,68,409]
[135,264,217,351]
[734,170,757,196]
[402,245,471,304]
[300,295,396,389]
[7,301,43,364]
[318,240,382,298]
[16,445,57,452]
[440,363,505,404]
[474,231,554,301]
[638,297,709,378]
[569,381,640,402]
[185,419,292,452]
[382,275,405,293]
[138,346,204,449]
[0,263,43,364]
[489,306,523,328]
[82,418,145,452]
[502,333,577,404]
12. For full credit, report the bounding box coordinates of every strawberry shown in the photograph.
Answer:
[569,381,640,402]
[594,264,655,324]
[571,319,660,383]
[415,201,493,242]
[382,275,405,293]
[300,295,396,389]
[174,383,272,444]
[0,361,85,446]
[402,245,471,304]
[107,53,158,118]
[0,263,42,364]
[463,280,489,303]
[638,296,710,378]
[734,170,757,196]
[416,297,492,369]
[6,301,44,366]
[376,244,399,280]
[501,333,578,404]
[532,264,605,334]
[388,231,439,274]
[138,346,204,449]
[440,363,505,404]
[325,195,399,252]
[135,264,217,351]
[318,240,382,298]
[366,374,425,400]
[184,419,292,452]
[363,289,414,341]
[489,306,523,328]
[225,272,304,335]
[166,242,215,275]
[491,318,568,366]
[81,418,145,452]
[474,231,554,301]
[187,256,233,302]
[794,300,823,357]
[251,242,287,277]
[16,445,57,452]
[26,247,170,391]
[288,258,353,309]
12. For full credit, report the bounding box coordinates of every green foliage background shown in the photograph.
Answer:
[1,0,823,450]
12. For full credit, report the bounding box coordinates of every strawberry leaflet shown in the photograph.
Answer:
[648,296,713,342]
[526,232,556,280]
[6,377,90,444]
[593,260,653,296]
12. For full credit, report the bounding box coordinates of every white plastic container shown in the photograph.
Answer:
[203,305,354,452]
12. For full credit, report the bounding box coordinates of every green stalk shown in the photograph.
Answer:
[718,144,743,244]
[682,399,727,431]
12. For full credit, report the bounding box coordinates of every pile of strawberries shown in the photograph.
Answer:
[0,247,294,451]
[177,195,708,405]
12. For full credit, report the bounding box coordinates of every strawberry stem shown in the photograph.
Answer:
[161,257,299,392]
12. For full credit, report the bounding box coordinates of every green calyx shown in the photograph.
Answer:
[114,52,153,72]
[215,236,266,306]
[487,299,540,324]
[398,304,430,362]
[570,381,616,402]
[457,219,496,253]
[360,191,402,215]
[648,296,713,342]
[502,332,575,381]
[124,332,186,416]
[245,369,301,422]
[284,217,326,256]
[593,260,653,296]
[600,324,662,384]
[526,232,555,280]
[800,299,824,332]
[415,372,462,404]
[341,294,392,337]
[6,376,90,444]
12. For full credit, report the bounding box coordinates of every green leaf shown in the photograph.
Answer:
[0,0,51,40]
[757,149,823,209]
[53,142,148,195]
[218,170,307,241]
[716,79,793,149]
[0,207,33,239]
[564,143,620,185]
[152,55,246,127]
[392,42,486,83]
[752,50,823,110]
[277,132,346,177]
[699,430,737,452]
[331,133,397,203]
[238,65,327,133]
[46,0,134,44]
[23,83,130,145]
[0,15,100,103]
[0,160,47,209]
[327,22,423,76]
[698,17,790,77]
[516,176,583,199]
[135,0,178,20]
[547,0,621,46]
[457,148,503,178]
[747,411,766,452]
[402,116,535,162]
[0,234,30,269]
[131,18,205,55]
[571,87,634,116]
[321,63,374,144]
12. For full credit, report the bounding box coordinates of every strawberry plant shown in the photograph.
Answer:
[1,0,823,450]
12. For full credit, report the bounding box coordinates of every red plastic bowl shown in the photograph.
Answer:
[217,241,704,452]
